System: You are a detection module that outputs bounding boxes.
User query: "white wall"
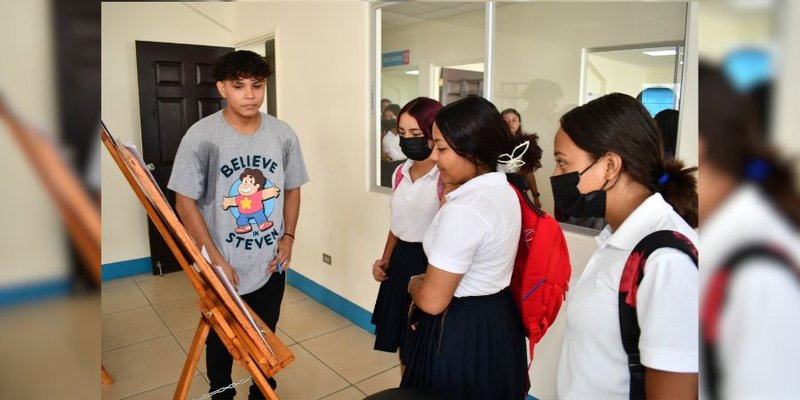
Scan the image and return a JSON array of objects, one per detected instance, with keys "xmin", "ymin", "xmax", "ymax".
[
  {"xmin": 381, "ymin": 71, "xmax": 418, "ymax": 109},
  {"xmin": 0, "ymin": 0, "xmax": 67, "ymax": 286},
  {"xmin": 587, "ymin": 57, "xmax": 674, "ymax": 99},
  {"xmin": 101, "ymin": 2, "xmax": 234, "ymax": 264},
  {"xmin": 530, "ymin": 229, "xmax": 595, "ymax": 398},
  {"xmin": 231, "ymin": 2, "xmax": 380, "ymax": 310},
  {"xmin": 382, "ymin": 8, "xmax": 485, "ymax": 102}
]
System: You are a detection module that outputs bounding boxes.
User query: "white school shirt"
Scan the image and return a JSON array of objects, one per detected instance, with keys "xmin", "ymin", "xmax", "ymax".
[
  {"xmin": 422, "ymin": 172, "xmax": 521, "ymax": 298},
  {"xmin": 390, "ymin": 160, "xmax": 441, "ymax": 243},
  {"xmin": 700, "ymin": 185, "xmax": 800, "ymax": 400},
  {"xmin": 557, "ymin": 193, "xmax": 698, "ymax": 400},
  {"xmin": 382, "ymin": 131, "xmax": 406, "ymax": 161}
]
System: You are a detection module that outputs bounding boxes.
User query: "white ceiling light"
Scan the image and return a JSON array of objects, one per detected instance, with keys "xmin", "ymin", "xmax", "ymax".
[
  {"xmin": 405, "ymin": 70, "xmax": 419, "ymax": 75},
  {"xmin": 643, "ymin": 49, "xmax": 677, "ymax": 57}
]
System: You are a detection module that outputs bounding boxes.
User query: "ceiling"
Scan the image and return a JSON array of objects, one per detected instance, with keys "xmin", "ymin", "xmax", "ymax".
[
  {"xmin": 590, "ymin": 46, "xmax": 682, "ymax": 68},
  {"xmin": 380, "ymin": 2, "xmax": 488, "ymax": 30}
]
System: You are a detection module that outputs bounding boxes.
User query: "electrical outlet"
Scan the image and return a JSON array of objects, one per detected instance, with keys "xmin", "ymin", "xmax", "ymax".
[{"xmin": 322, "ymin": 253, "xmax": 332, "ymax": 265}]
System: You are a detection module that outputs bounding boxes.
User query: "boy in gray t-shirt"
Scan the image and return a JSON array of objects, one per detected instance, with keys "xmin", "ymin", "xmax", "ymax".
[{"xmin": 168, "ymin": 50, "xmax": 308, "ymax": 400}]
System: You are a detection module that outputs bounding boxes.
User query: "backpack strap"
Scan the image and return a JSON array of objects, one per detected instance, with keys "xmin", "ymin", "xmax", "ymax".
[
  {"xmin": 392, "ymin": 164, "xmax": 404, "ymax": 192},
  {"xmin": 701, "ymin": 245, "xmax": 799, "ymax": 400},
  {"xmin": 396, "ymin": 163, "xmax": 445, "ymax": 200},
  {"xmin": 619, "ymin": 230, "xmax": 698, "ymax": 400}
]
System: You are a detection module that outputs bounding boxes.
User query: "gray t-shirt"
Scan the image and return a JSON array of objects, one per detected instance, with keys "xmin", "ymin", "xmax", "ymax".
[{"xmin": 168, "ymin": 111, "xmax": 309, "ymax": 294}]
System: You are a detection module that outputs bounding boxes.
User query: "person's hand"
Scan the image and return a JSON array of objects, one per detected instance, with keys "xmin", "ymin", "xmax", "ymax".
[
  {"xmin": 372, "ymin": 259, "xmax": 388, "ymax": 282},
  {"xmin": 268, "ymin": 235, "xmax": 294, "ymax": 273},
  {"xmin": 216, "ymin": 259, "xmax": 239, "ymax": 289}
]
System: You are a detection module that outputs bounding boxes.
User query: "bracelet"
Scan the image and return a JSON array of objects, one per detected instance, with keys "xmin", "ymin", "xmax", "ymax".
[
  {"xmin": 284, "ymin": 232, "xmax": 295, "ymax": 240},
  {"xmin": 407, "ymin": 274, "xmax": 423, "ymax": 293}
]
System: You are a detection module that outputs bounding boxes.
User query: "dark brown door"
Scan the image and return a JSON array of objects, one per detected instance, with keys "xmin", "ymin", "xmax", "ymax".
[
  {"xmin": 136, "ymin": 41, "xmax": 233, "ymax": 275},
  {"xmin": 440, "ymin": 68, "xmax": 484, "ymax": 105}
]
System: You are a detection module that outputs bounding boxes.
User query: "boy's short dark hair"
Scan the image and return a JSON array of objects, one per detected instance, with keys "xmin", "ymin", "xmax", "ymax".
[{"xmin": 212, "ymin": 50, "xmax": 270, "ymax": 82}]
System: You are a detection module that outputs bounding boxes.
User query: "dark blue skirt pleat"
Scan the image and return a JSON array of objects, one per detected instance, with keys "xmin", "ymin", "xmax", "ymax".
[
  {"xmin": 371, "ymin": 240, "xmax": 428, "ymax": 353},
  {"xmin": 400, "ymin": 288, "xmax": 528, "ymax": 399}
]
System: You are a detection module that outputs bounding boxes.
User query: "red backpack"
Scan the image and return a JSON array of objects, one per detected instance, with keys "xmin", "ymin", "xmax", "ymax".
[{"xmin": 508, "ymin": 184, "xmax": 572, "ymax": 369}]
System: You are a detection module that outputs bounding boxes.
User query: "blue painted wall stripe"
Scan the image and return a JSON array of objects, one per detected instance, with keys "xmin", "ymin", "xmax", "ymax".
[
  {"xmin": 287, "ymin": 269, "xmax": 376, "ymax": 334},
  {"xmin": 0, "ymin": 278, "xmax": 71, "ymax": 309},
  {"xmin": 102, "ymin": 257, "xmax": 152, "ymax": 281}
]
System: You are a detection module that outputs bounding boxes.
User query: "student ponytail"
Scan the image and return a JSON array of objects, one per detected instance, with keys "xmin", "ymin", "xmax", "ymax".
[
  {"xmin": 655, "ymin": 158, "xmax": 698, "ymax": 228},
  {"xmin": 560, "ymin": 93, "xmax": 699, "ymax": 227},
  {"xmin": 700, "ymin": 63, "xmax": 800, "ymax": 227}
]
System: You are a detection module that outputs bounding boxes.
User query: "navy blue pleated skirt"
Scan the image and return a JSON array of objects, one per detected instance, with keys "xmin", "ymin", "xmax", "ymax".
[
  {"xmin": 400, "ymin": 288, "xmax": 529, "ymax": 400},
  {"xmin": 371, "ymin": 240, "xmax": 428, "ymax": 353}
]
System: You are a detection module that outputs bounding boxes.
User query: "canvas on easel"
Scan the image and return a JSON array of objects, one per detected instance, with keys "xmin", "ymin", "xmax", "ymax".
[{"xmin": 101, "ymin": 121, "xmax": 294, "ymax": 400}]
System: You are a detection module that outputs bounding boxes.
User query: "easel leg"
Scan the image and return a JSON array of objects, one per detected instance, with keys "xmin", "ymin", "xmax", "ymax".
[
  {"xmin": 174, "ymin": 317, "xmax": 211, "ymax": 400},
  {"xmin": 243, "ymin": 357, "xmax": 279, "ymax": 400},
  {"xmin": 101, "ymin": 364, "xmax": 113, "ymax": 384}
]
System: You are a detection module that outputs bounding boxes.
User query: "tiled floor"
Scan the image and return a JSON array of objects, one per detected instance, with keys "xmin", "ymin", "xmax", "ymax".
[{"xmin": 101, "ymin": 272, "xmax": 400, "ymax": 400}]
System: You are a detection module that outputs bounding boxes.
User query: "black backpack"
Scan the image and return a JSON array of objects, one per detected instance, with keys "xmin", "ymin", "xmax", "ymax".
[
  {"xmin": 700, "ymin": 244, "xmax": 799, "ymax": 400},
  {"xmin": 618, "ymin": 230, "xmax": 698, "ymax": 400}
]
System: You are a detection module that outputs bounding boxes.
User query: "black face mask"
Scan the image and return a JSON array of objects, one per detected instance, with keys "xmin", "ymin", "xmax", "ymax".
[
  {"xmin": 399, "ymin": 136, "xmax": 432, "ymax": 161},
  {"xmin": 550, "ymin": 158, "xmax": 608, "ymax": 219},
  {"xmin": 381, "ymin": 119, "xmax": 397, "ymax": 132}
]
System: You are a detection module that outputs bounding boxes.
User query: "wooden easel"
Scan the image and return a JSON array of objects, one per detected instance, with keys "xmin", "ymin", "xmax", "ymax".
[
  {"xmin": 0, "ymin": 97, "xmax": 101, "ymax": 286},
  {"xmin": 0, "ymin": 99, "xmax": 111, "ymax": 382},
  {"xmin": 101, "ymin": 122, "xmax": 294, "ymax": 400}
]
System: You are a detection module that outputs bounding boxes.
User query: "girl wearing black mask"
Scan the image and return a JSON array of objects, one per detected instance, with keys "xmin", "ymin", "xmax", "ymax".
[
  {"xmin": 401, "ymin": 96, "xmax": 528, "ymax": 399},
  {"xmin": 553, "ymin": 93, "xmax": 699, "ymax": 399},
  {"xmin": 371, "ymin": 97, "xmax": 443, "ymax": 370}
]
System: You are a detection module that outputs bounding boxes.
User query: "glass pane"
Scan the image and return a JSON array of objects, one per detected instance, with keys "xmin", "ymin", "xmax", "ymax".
[
  {"xmin": 493, "ymin": 2, "xmax": 688, "ymax": 231},
  {"xmin": 376, "ymin": 2, "xmax": 485, "ymax": 188},
  {"xmin": 585, "ymin": 45, "xmax": 682, "ymax": 116}
]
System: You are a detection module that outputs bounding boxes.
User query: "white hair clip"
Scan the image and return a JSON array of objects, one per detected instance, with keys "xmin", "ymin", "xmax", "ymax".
[{"xmin": 497, "ymin": 141, "xmax": 529, "ymax": 173}]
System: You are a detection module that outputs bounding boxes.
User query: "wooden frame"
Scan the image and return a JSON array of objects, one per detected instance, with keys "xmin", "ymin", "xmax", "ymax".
[
  {"xmin": 0, "ymin": 98, "xmax": 101, "ymax": 286},
  {"xmin": 0, "ymin": 98, "xmax": 113, "ymax": 382},
  {"xmin": 100, "ymin": 122, "xmax": 294, "ymax": 400}
]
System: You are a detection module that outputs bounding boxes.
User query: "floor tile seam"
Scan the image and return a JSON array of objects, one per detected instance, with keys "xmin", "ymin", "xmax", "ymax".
[
  {"xmin": 315, "ymin": 384, "xmax": 368, "ymax": 400},
  {"xmin": 115, "ymin": 378, "xmax": 183, "ymax": 400},
  {"xmin": 133, "ymin": 276, "xmax": 198, "ymax": 307},
  {"xmin": 149, "ymin": 296, "xmax": 205, "ymax": 336},
  {"xmin": 112, "ymin": 369, "xmax": 206, "ymax": 400},
  {"xmin": 101, "ymin": 331, "xmax": 175, "ymax": 354},
  {"xmin": 292, "ymin": 322, "xmax": 354, "ymax": 344},
  {"xmin": 101, "ymin": 303, "xmax": 155, "ymax": 317},
  {"xmin": 294, "ymin": 340, "xmax": 356, "ymax": 389},
  {"xmin": 351, "ymin": 362, "xmax": 401, "ymax": 388},
  {"xmin": 281, "ymin": 295, "xmax": 308, "ymax": 305},
  {"xmin": 295, "ymin": 326, "xmax": 400, "ymax": 388},
  {"xmin": 169, "ymin": 333, "xmax": 208, "ymax": 381},
  {"xmin": 145, "ymin": 293, "xmax": 200, "ymax": 308}
]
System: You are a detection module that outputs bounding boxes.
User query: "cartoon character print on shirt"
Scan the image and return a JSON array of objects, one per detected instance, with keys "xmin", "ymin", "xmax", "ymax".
[{"xmin": 221, "ymin": 165, "xmax": 281, "ymax": 250}]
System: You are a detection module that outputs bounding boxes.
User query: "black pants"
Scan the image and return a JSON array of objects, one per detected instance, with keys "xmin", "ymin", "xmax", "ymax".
[{"xmin": 206, "ymin": 272, "xmax": 286, "ymax": 400}]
